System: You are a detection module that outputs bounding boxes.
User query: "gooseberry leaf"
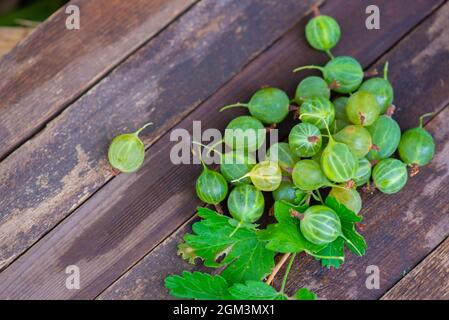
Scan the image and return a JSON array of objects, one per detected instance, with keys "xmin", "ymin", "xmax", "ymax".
[
  {"xmin": 177, "ymin": 242, "xmax": 199, "ymax": 265},
  {"xmin": 295, "ymin": 288, "xmax": 317, "ymax": 300},
  {"xmin": 165, "ymin": 271, "xmax": 232, "ymax": 300},
  {"xmin": 325, "ymin": 196, "xmax": 362, "ymax": 222},
  {"xmin": 316, "ymin": 237, "xmax": 345, "ymax": 269},
  {"xmin": 258, "ymin": 201, "xmax": 325, "ymax": 254},
  {"xmin": 228, "ymin": 281, "xmax": 287, "ymax": 300},
  {"xmin": 182, "ymin": 207, "xmax": 275, "ymax": 284}
]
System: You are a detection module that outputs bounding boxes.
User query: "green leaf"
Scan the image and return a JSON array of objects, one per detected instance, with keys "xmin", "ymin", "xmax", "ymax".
[
  {"xmin": 165, "ymin": 271, "xmax": 231, "ymax": 300},
  {"xmin": 183, "ymin": 207, "xmax": 275, "ymax": 284},
  {"xmin": 325, "ymin": 196, "xmax": 363, "ymax": 223},
  {"xmin": 258, "ymin": 201, "xmax": 325, "ymax": 253},
  {"xmin": 295, "ymin": 288, "xmax": 317, "ymax": 300},
  {"xmin": 229, "ymin": 281, "xmax": 287, "ymax": 300},
  {"xmin": 316, "ymin": 237, "xmax": 345, "ymax": 268}
]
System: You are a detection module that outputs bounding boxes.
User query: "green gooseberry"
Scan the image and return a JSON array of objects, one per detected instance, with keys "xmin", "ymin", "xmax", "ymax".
[
  {"xmin": 220, "ymin": 151, "xmax": 256, "ymax": 185},
  {"xmin": 294, "ymin": 56, "xmax": 364, "ymax": 94},
  {"xmin": 372, "ymin": 158, "xmax": 408, "ymax": 194},
  {"xmin": 299, "ymin": 97, "xmax": 335, "ymax": 130},
  {"xmin": 359, "ymin": 62, "xmax": 394, "ymax": 114},
  {"xmin": 108, "ymin": 123, "xmax": 152, "ymax": 173},
  {"xmin": 328, "ymin": 187, "xmax": 362, "ymax": 214},
  {"xmin": 266, "ymin": 142, "xmax": 300, "ymax": 174},
  {"xmin": 272, "ymin": 181, "xmax": 306, "ymax": 205},
  {"xmin": 398, "ymin": 113, "xmax": 435, "ymax": 167},
  {"xmin": 234, "ymin": 160, "xmax": 282, "ymax": 192},
  {"xmin": 321, "ymin": 135, "xmax": 359, "ymax": 183},
  {"xmin": 334, "ymin": 125, "xmax": 373, "ymax": 158},
  {"xmin": 305, "ymin": 15, "xmax": 341, "ymax": 52},
  {"xmin": 346, "ymin": 91, "xmax": 380, "ymax": 126},
  {"xmin": 195, "ymin": 166, "xmax": 229, "ymax": 205},
  {"xmin": 333, "ymin": 97, "xmax": 350, "ymax": 122},
  {"xmin": 366, "ymin": 115, "xmax": 401, "ymax": 161},
  {"xmin": 299, "ymin": 205, "xmax": 342, "ymax": 245},
  {"xmin": 228, "ymin": 184, "xmax": 265, "ymax": 223},
  {"xmin": 224, "ymin": 116, "xmax": 266, "ymax": 152},
  {"xmin": 220, "ymin": 87, "xmax": 290, "ymax": 124},
  {"xmin": 295, "ymin": 76, "xmax": 330, "ymax": 105},
  {"xmin": 288, "ymin": 122, "xmax": 322, "ymax": 158},
  {"xmin": 292, "ymin": 159, "xmax": 331, "ymax": 191},
  {"xmin": 353, "ymin": 158, "xmax": 372, "ymax": 187}
]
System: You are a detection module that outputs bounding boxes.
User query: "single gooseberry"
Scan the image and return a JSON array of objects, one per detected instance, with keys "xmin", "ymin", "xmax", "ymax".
[
  {"xmin": 346, "ymin": 91, "xmax": 380, "ymax": 126},
  {"xmin": 108, "ymin": 123, "xmax": 152, "ymax": 173},
  {"xmin": 366, "ymin": 115, "xmax": 401, "ymax": 161},
  {"xmin": 292, "ymin": 159, "xmax": 331, "ymax": 191},
  {"xmin": 372, "ymin": 158, "xmax": 408, "ymax": 194},
  {"xmin": 300, "ymin": 97, "xmax": 335, "ymax": 130},
  {"xmin": 333, "ymin": 125, "xmax": 373, "ymax": 158},
  {"xmin": 224, "ymin": 115, "xmax": 266, "ymax": 152},
  {"xmin": 220, "ymin": 87, "xmax": 290, "ymax": 124},
  {"xmin": 220, "ymin": 151, "xmax": 256, "ymax": 185},
  {"xmin": 195, "ymin": 163, "xmax": 229, "ymax": 205},
  {"xmin": 305, "ymin": 15, "xmax": 341, "ymax": 52},
  {"xmin": 398, "ymin": 113, "xmax": 435, "ymax": 168},
  {"xmin": 299, "ymin": 205, "xmax": 342, "ymax": 245},
  {"xmin": 353, "ymin": 158, "xmax": 372, "ymax": 187},
  {"xmin": 233, "ymin": 160, "xmax": 282, "ymax": 192},
  {"xmin": 321, "ymin": 137, "xmax": 359, "ymax": 183},
  {"xmin": 272, "ymin": 180, "xmax": 306, "ymax": 205},
  {"xmin": 266, "ymin": 142, "xmax": 300, "ymax": 174},
  {"xmin": 295, "ymin": 76, "xmax": 330, "ymax": 105},
  {"xmin": 228, "ymin": 184, "xmax": 265, "ymax": 223},
  {"xmin": 359, "ymin": 62, "xmax": 394, "ymax": 114},
  {"xmin": 328, "ymin": 187, "xmax": 362, "ymax": 214},
  {"xmin": 294, "ymin": 56, "xmax": 364, "ymax": 94},
  {"xmin": 288, "ymin": 122, "xmax": 322, "ymax": 158}
]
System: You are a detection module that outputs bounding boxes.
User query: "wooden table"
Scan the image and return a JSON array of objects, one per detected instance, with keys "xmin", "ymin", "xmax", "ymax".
[{"xmin": 0, "ymin": 0, "xmax": 448, "ymax": 300}]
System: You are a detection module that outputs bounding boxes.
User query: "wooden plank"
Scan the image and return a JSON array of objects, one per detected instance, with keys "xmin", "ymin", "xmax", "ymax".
[
  {"xmin": 0, "ymin": 0, "xmax": 197, "ymax": 160},
  {"xmin": 381, "ymin": 237, "xmax": 449, "ymax": 300},
  {"xmin": 0, "ymin": 0, "xmax": 319, "ymax": 274},
  {"xmin": 0, "ymin": 0, "xmax": 442, "ymax": 300},
  {"xmin": 0, "ymin": 27, "xmax": 33, "ymax": 57}
]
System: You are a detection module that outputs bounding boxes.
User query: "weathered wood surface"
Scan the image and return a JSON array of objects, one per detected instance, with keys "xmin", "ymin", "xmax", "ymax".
[
  {"xmin": 0, "ymin": 0, "xmax": 319, "ymax": 279},
  {"xmin": 0, "ymin": 27, "xmax": 33, "ymax": 57},
  {"xmin": 0, "ymin": 0, "xmax": 443, "ymax": 300},
  {"xmin": 100, "ymin": 1, "xmax": 449, "ymax": 300},
  {"xmin": 0, "ymin": 0, "xmax": 197, "ymax": 161},
  {"xmin": 382, "ymin": 237, "xmax": 449, "ymax": 300}
]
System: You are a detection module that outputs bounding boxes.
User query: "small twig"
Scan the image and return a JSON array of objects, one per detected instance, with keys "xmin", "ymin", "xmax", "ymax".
[
  {"xmin": 214, "ymin": 204, "xmax": 224, "ymax": 214},
  {"xmin": 266, "ymin": 253, "xmax": 291, "ymax": 285}
]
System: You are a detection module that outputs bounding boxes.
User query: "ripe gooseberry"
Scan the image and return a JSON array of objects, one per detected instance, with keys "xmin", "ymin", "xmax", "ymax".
[
  {"xmin": 224, "ymin": 115, "xmax": 266, "ymax": 152},
  {"xmin": 295, "ymin": 76, "xmax": 330, "ymax": 105},
  {"xmin": 288, "ymin": 122, "xmax": 322, "ymax": 158},
  {"xmin": 346, "ymin": 91, "xmax": 380, "ymax": 126},
  {"xmin": 233, "ymin": 160, "xmax": 282, "ymax": 192},
  {"xmin": 195, "ymin": 159, "xmax": 229, "ymax": 205},
  {"xmin": 398, "ymin": 113, "xmax": 435, "ymax": 168},
  {"xmin": 359, "ymin": 62, "xmax": 394, "ymax": 114},
  {"xmin": 328, "ymin": 187, "xmax": 362, "ymax": 214},
  {"xmin": 108, "ymin": 123, "xmax": 152, "ymax": 173},
  {"xmin": 292, "ymin": 159, "xmax": 331, "ymax": 191},
  {"xmin": 372, "ymin": 158, "xmax": 408, "ymax": 194},
  {"xmin": 305, "ymin": 15, "xmax": 341, "ymax": 53},
  {"xmin": 333, "ymin": 125, "xmax": 373, "ymax": 158},
  {"xmin": 294, "ymin": 56, "xmax": 364, "ymax": 94},
  {"xmin": 220, "ymin": 87, "xmax": 290, "ymax": 124},
  {"xmin": 228, "ymin": 184, "xmax": 265, "ymax": 224},
  {"xmin": 272, "ymin": 180, "xmax": 306, "ymax": 205},
  {"xmin": 266, "ymin": 142, "xmax": 299, "ymax": 174},
  {"xmin": 299, "ymin": 205, "xmax": 341, "ymax": 245},
  {"xmin": 366, "ymin": 115, "xmax": 401, "ymax": 162},
  {"xmin": 353, "ymin": 158, "xmax": 372, "ymax": 187},
  {"xmin": 300, "ymin": 97, "xmax": 335, "ymax": 130}
]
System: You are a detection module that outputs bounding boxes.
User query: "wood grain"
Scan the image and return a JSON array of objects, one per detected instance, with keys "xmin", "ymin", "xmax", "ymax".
[
  {"xmin": 0, "ymin": 0, "xmax": 442, "ymax": 300},
  {"xmin": 0, "ymin": 27, "xmax": 33, "ymax": 57},
  {"xmin": 382, "ymin": 237, "xmax": 449, "ymax": 300},
  {"xmin": 0, "ymin": 0, "xmax": 319, "ymax": 275},
  {"xmin": 0, "ymin": 0, "xmax": 197, "ymax": 160}
]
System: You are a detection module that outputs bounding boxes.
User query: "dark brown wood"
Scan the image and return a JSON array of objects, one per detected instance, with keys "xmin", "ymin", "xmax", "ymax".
[
  {"xmin": 0, "ymin": 0, "xmax": 319, "ymax": 274},
  {"xmin": 0, "ymin": 0, "xmax": 197, "ymax": 161},
  {"xmin": 381, "ymin": 237, "xmax": 449, "ymax": 300},
  {"xmin": 0, "ymin": 0, "xmax": 443, "ymax": 300}
]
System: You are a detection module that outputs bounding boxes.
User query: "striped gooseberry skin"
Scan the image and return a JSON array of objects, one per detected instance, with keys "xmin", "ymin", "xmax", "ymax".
[
  {"xmin": 248, "ymin": 160, "xmax": 282, "ymax": 192},
  {"xmin": 334, "ymin": 125, "xmax": 372, "ymax": 158},
  {"xmin": 295, "ymin": 76, "xmax": 330, "ymax": 105},
  {"xmin": 289, "ymin": 122, "xmax": 322, "ymax": 158},
  {"xmin": 333, "ymin": 97, "xmax": 350, "ymax": 122},
  {"xmin": 360, "ymin": 77, "xmax": 394, "ymax": 114},
  {"xmin": 195, "ymin": 169, "xmax": 228, "ymax": 205},
  {"xmin": 353, "ymin": 158, "xmax": 372, "ymax": 187},
  {"xmin": 228, "ymin": 184, "xmax": 265, "ymax": 223},
  {"xmin": 346, "ymin": 91, "xmax": 380, "ymax": 126},
  {"xmin": 108, "ymin": 133, "xmax": 145, "ymax": 173},
  {"xmin": 272, "ymin": 181, "xmax": 306, "ymax": 205},
  {"xmin": 266, "ymin": 142, "xmax": 300, "ymax": 174},
  {"xmin": 248, "ymin": 87, "xmax": 290, "ymax": 124},
  {"xmin": 398, "ymin": 127, "xmax": 435, "ymax": 166},
  {"xmin": 372, "ymin": 158, "xmax": 408, "ymax": 194},
  {"xmin": 323, "ymin": 56, "xmax": 364, "ymax": 94},
  {"xmin": 300, "ymin": 205, "xmax": 342, "ymax": 245},
  {"xmin": 292, "ymin": 159, "xmax": 330, "ymax": 191},
  {"xmin": 329, "ymin": 187, "xmax": 362, "ymax": 214},
  {"xmin": 220, "ymin": 151, "xmax": 256, "ymax": 185},
  {"xmin": 305, "ymin": 15, "xmax": 341, "ymax": 51},
  {"xmin": 224, "ymin": 116, "xmax": 266, "ymax": 152},
  {"xmin": 366, "ymin": 115, "xmax": 401, "ymax": 161},
  {"xmin": 321, "ymin": 139, "xmax": 358, "ymax": 183},
  {"xmin": 300, "ymin": 97, "xmax": 335, "ymax": 130}
]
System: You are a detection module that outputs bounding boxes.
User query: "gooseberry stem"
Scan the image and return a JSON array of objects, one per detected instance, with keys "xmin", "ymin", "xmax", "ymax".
[
  {"xmin": 229, "ymin": 221, "xmax": 242, "ymax": 237},
  {"xmin": 305, "ymin": 250, "xmax": 345, "ymax": 261},
  {"xmin": 219, "ymin": 103, "xmax": 249, "ymax": 112},
  {"xmin": 266, "ymin": 253, "xmax": 290, "ymax": 285},
  {"xmin": 419, "ymin": 112, "xmax": 436, "ymax": 128},
  {"xmin": 293, "ymin": 65, "xmax": 324, "ymax": 73},
  {"xmin": 299, "ymin": 112, "xmax": 333, "ymax": 142},
  {"xmin": 326, "ymin": 50, "xmax": 335, "ymax": 60},
  {"xmin": 191, "ymin": 141, "xmax": 224, "ymax": 158},
  {"xmin": 134, "ymin": 122, "xmax": 153, "ymax": 137},
  {"xmin": 383, "ymin": 61, "xmax": 389, "ymax": 80},
  {"xmin": 280, "ymin": 253, "xmax": 296, "ymax": 294},
  {"xmin": 340, "ymin": 234, "xmax": 363, "ymax": 256},
  {"xmin": 315, "ymin": 189, "xmax": 324, "ymax": 203}
]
